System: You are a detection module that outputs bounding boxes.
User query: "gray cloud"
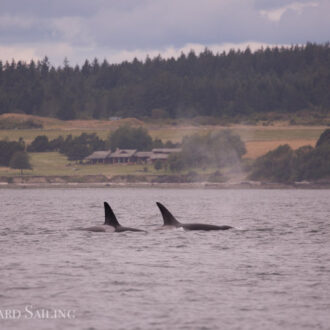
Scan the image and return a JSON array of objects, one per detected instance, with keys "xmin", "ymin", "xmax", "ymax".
[
  {"xmin": 1, "ymin": 0, "xmax": 150, "ymax": 18},
  {"xmin": 1, "ymin": 0, "xmax": 99, "ymax": 18},
  {"xmin": 0, "ymin": 0, "xmax": 329, "ymax": 65},
  {"xmin": 254, "ymin": 0, "xmax": 316, "ymax": 10}
]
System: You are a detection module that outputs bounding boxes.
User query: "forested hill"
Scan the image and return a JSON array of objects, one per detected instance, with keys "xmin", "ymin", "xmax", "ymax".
[{"xmin": 0, "ymin": 43, "xmax": 329, "ymax": 120}]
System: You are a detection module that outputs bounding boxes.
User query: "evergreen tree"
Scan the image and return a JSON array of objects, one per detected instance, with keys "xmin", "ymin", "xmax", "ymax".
[{"xmin": 0, "ymin": 43, "xmax": 329, "ymax": 120}]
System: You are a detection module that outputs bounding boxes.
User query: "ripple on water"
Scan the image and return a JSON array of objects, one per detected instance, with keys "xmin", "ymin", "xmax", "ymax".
[{"xmin": 0, "ymin": 188, "xmax": 330, "ymax": 330}]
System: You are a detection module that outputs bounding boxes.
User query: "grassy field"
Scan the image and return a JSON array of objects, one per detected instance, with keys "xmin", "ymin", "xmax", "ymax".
[
  {"xmin": 0, "ymin": 152, "xmax": 169, "ymax": 177},
  {"xmin": 0, "ymin": 113, "xmax": 328, "ymax": 177},
  {"xmin": 0, "ymin": 152, "xmax": 233, "ymax": 178},
  {"xmin": 0, "ymin": 120, "xmax": 325, "ymax": 144},
  {"xmin": 149, "ymin": 125, "xmax": 326, "ymax": 143}
]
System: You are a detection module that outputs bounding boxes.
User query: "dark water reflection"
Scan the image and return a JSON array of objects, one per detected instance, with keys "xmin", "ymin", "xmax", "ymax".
[{"xmin": 0, "ymin": 188, "xmax": 330, "ymax": 329}]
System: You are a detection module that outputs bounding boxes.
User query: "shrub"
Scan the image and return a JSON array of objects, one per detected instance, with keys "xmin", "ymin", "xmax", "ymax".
[
  {"xmin": 27, "ymin": 135, "xmax": 50, "ymax": 152},
  {"xmin": 0, "ymin": 139, "xmax": 25, "ymax": 166},
  {"xmin": 249, "ymin": 129, "xmax": 330, "ymax": 182},
  {"xmin": 249, "ymin": 145, "xmax": 294, "ymax": 183},
  {"xmin": 60, "ymin": 133, "xmax": 105, "ymax": 161},
  {"xmin": 316, "ymin": 129, "xmax": 330, "ymax": 148},
  {"xmin": 108, "ymin": 126, "xmax": 153, "ymax": 151},
  {"xmin": 9, "ymin": 151, "xmax": 32, "ymax": 175}
]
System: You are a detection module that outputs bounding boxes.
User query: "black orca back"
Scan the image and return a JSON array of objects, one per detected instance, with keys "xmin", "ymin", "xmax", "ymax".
[
  {"xmin": 104, "ymin": 202, "xmax": 120, "ymax": 227},
  {"xmin": 183, "ymin": 223, "xmax": 232, "ymax": 231},
  {"xmin": 156, "ymin": 202, "xmax": 181, "ymax": 227},
  {"xmin": 156, "ymin": 202, "xmax": 233, "ymax": 231}
]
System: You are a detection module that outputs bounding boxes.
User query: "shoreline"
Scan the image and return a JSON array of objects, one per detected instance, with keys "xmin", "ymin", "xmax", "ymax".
[
  {"xmin": 1, "ymin": 181, "xmax": 330, "ymax": 189},
  {"xmin": 1, "ymin": 174, "xmax": 329, "ymax": 189}
]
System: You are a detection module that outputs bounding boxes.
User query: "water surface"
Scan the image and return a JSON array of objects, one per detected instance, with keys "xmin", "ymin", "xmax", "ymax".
[{"xmin": 1, "ymin": 188, "xmax": 330, "ymax": 329}]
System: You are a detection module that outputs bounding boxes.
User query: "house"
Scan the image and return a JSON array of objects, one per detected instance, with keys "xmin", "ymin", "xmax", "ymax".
[
  {"xmin": 84, "ymin": 151, "xmax": 111, "ymax": 164},
  {"xmin": 108, "ymin": 149, "xmax": 137, "ymax": 164},
  {"xmin": 152, "ymin": 148, "xmax": 182, "ymax": 154},
  {"xmin": 85, "ymin": 147, "xmax": 182, "ymax": 165},
  {"xmin": 135, "ymin": 151, "xmax": 154, "ymax": 164},
  {"xmin": 150, "ymin": 153, "xmax": 169, "ymax": 162},
  {"xmin": 150, "ymin": 148, "xmax": 182, "ymax": 163}
]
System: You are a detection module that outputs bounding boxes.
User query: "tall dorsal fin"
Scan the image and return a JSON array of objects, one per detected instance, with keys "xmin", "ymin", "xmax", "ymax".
[
  {"xmin": 104, "ymin": 202, "xmax": 121, "ymax": 227},
  {"xmin": 156, "ymin": 202, "xmax": 181, "ymax": 227}
]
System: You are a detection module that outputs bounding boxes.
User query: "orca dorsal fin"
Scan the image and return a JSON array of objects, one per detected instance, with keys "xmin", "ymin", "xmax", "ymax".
[
  {"xmin": 104, "ymin": 202, "xmax": 121, "ymax": 227},
  {"xmin": 156, "ymin": 202, "xmax": 181, "ymax": 227}
]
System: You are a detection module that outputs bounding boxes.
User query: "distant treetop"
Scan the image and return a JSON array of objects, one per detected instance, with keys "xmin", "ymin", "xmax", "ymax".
[{"xmin": 0, "ymin": 43, "xmax": 329, "ymax": 120}]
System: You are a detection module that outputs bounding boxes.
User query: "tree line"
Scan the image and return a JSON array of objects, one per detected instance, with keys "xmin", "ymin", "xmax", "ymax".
[
  {"xmin": 249, "ymin": 129, "xmax": 330, "ymax": 183},
  {"xmin": 0, "ymin": 43, "xmax": 329, "ymax": 120},
  {"xmin": 26, "ymin": 126, "xmax": 178, "ymax": 161}
]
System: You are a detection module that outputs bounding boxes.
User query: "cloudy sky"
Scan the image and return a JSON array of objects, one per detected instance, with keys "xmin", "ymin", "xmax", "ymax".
[{"xmin": 0, "ymin": 0, "xmax": 329, "ymax": 66}]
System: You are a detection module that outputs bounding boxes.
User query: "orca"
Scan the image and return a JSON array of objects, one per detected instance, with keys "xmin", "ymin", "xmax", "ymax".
[
  {"xmin": 84, "ymin": 202, "xmax": 146, "ymax": 233},
  {"xmin": 156, "ymin": 202, "xmax": 232, "ymax": 231}
]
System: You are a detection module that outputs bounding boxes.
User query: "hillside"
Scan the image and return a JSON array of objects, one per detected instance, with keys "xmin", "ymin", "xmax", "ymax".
[
  {"xmin": 1, "ymin": 114, "xmax": 329, "ymax": 185},
  {"xmin": 0, "ymin": 113, "xmax": 327, "ymax": 160},
  {"xmin": 0, "ymin": 43, "xmax": 329, "ymax": 120}
]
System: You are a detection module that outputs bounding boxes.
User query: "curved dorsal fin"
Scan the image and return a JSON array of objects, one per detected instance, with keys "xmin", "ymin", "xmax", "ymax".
[
  {"xmin": 156, "ymin": 202, "xmax": 181, "ymax": 227},
  {"xmin": 104, "ymin": 202, "xmax": 121, "ymax": 227}
]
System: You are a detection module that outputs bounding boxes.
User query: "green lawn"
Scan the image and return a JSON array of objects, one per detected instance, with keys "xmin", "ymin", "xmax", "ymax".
[
  {"xmin": 0, "ymin": 152, "xmax": 172, "ymax": 177},
  {"xmin": 0, "ymin": 152, "xmax": 228, "ymax": 178}
]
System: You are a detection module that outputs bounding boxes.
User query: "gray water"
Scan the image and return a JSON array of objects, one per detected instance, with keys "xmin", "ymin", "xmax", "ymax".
[{"xmin": 0, "ymin": 188, "xmax": 330, "ymax": 330}]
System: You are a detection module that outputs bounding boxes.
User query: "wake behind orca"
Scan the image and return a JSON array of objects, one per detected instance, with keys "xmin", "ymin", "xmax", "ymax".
[
  {"xmin": 84, "ymin": 202, "xmax": 145, "ymax": 233},
  {"xmin": 156, "ymin": 202, "xmax": 232, "ymax": 231}
]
